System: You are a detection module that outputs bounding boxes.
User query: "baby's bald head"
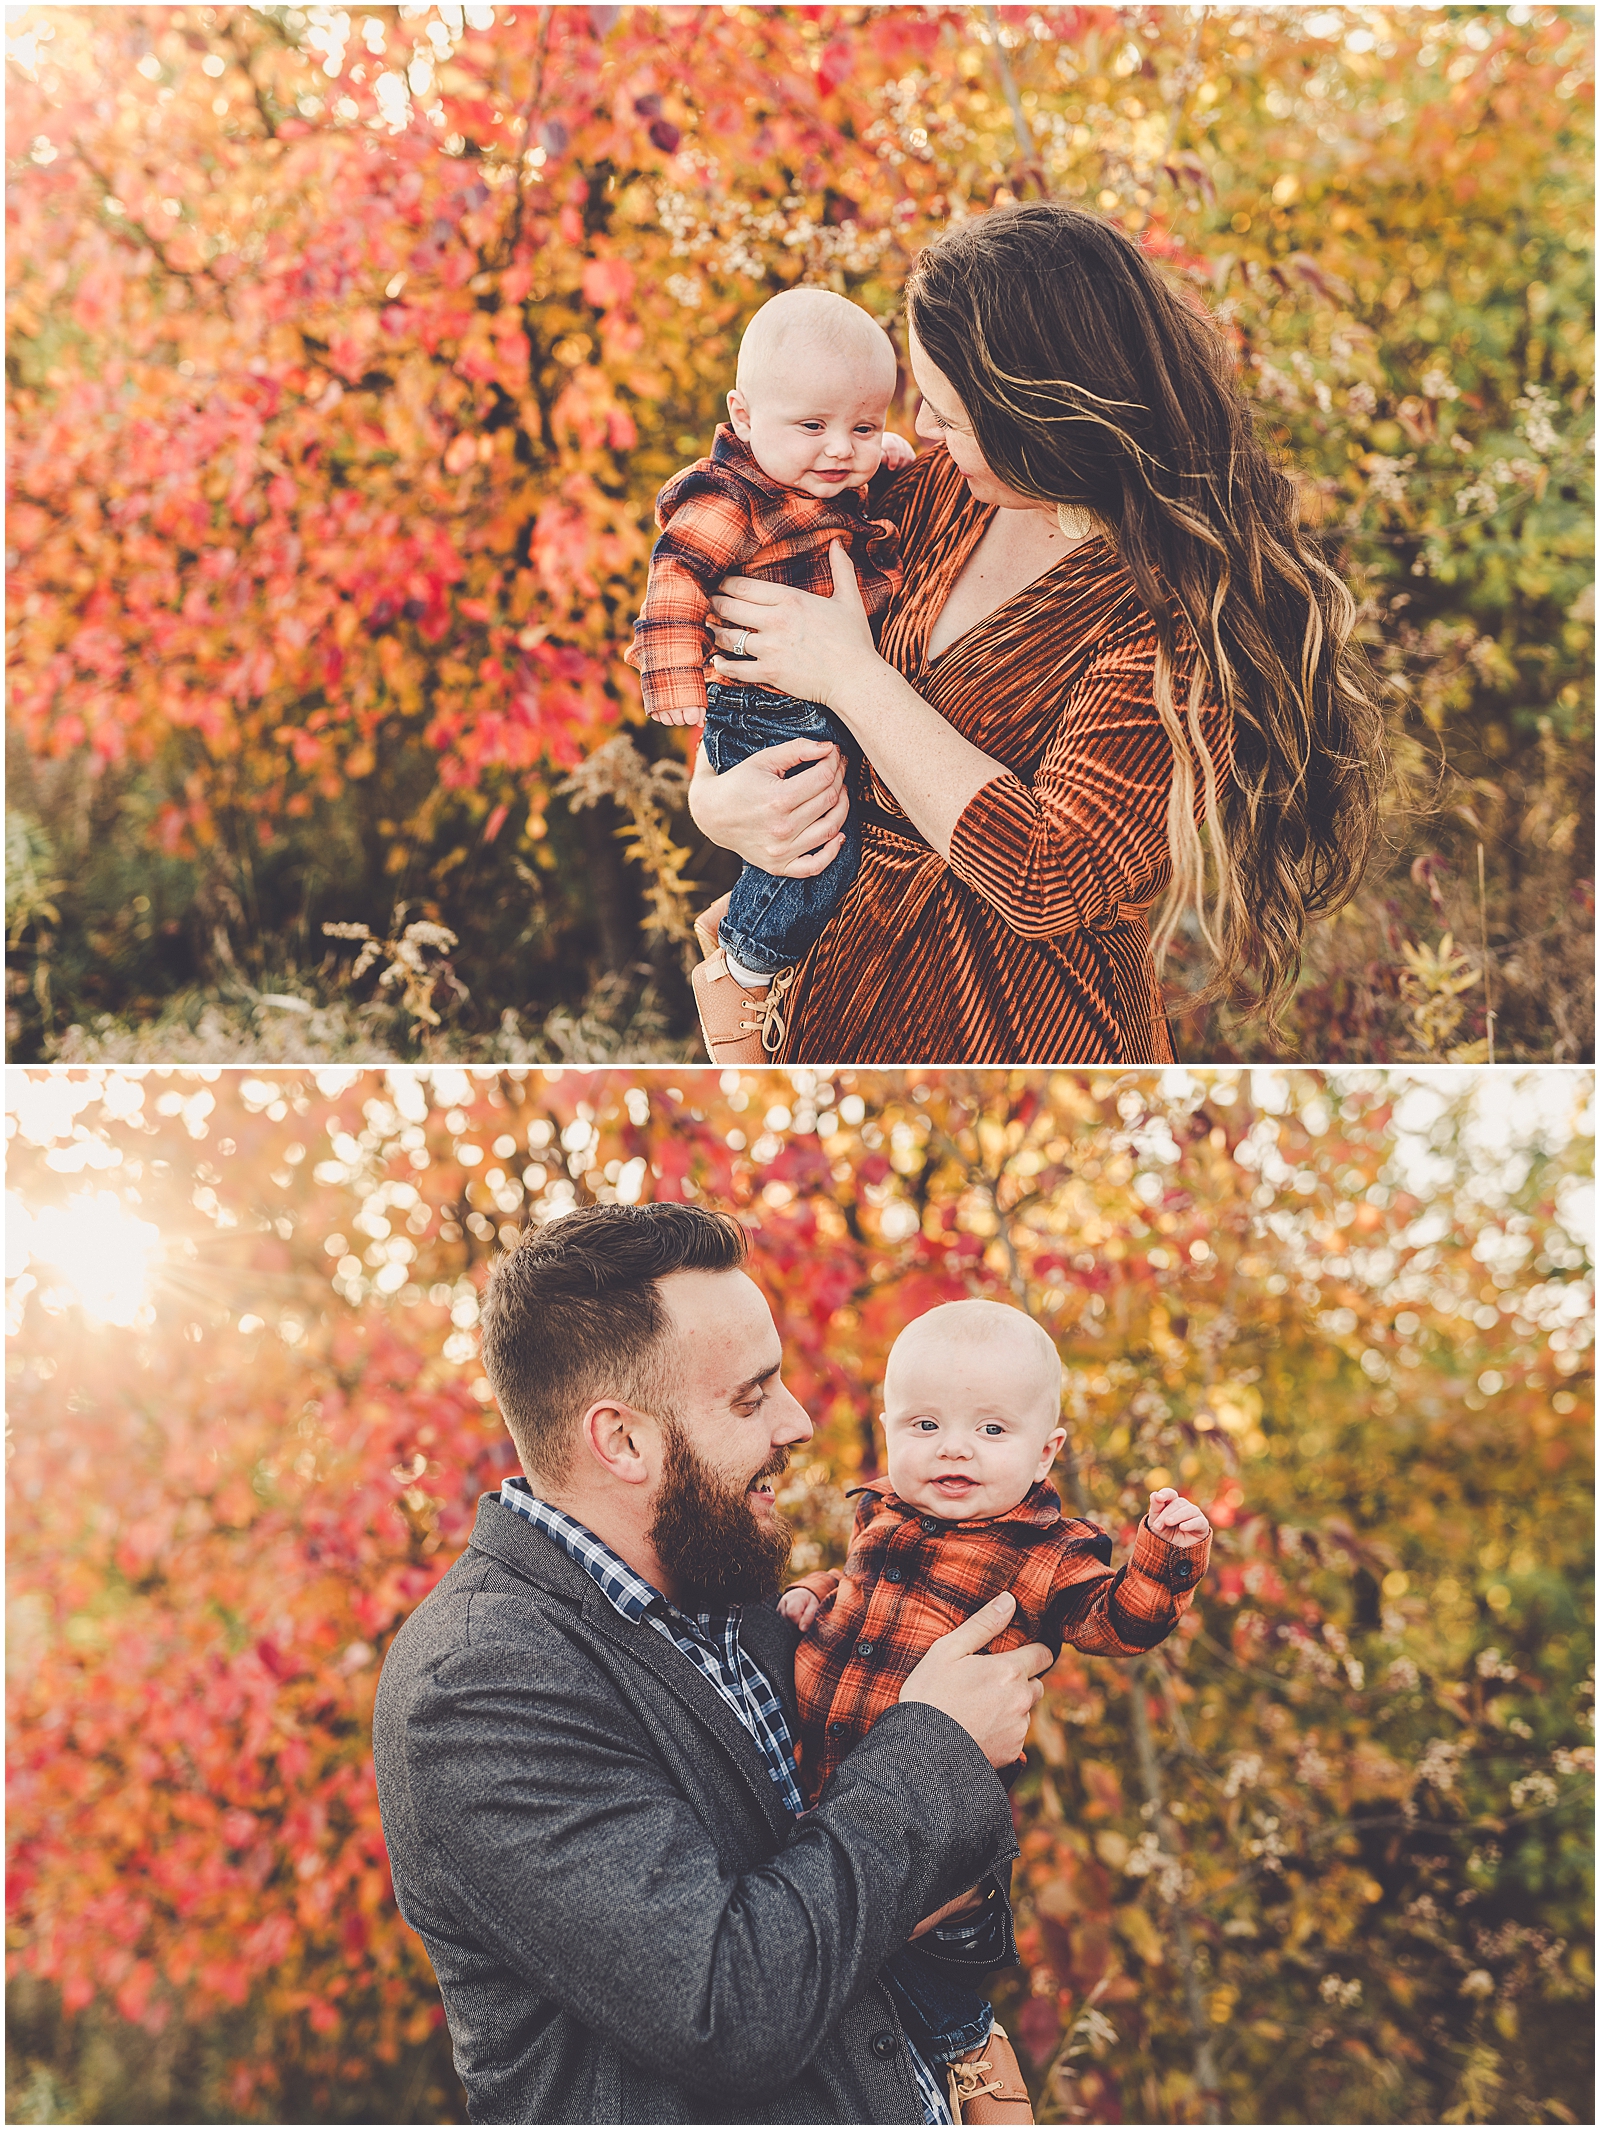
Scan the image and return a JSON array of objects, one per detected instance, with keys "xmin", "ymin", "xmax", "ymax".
[
  {"xmin": 884, "ymin": 1300, "xmax": 1063, "ymax": 1435},
  {"xmin": 735, "ymin": 287, "xmax": 897, "ymax": 401}
]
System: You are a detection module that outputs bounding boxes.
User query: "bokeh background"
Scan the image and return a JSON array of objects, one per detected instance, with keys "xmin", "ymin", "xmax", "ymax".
[
  {"xmin": 5, "ymin": 4, "xmax": 1594, "ymax": 1065},
  {"xmin": 6, "ymin": 1062, "xmax": 1594, "ymax": 2124}
]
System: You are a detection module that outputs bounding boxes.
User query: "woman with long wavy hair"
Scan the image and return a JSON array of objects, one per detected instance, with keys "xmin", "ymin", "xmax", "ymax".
[{"xmin": 687, "ymin": 202, "xmax": 1384, "ymax": 1063}]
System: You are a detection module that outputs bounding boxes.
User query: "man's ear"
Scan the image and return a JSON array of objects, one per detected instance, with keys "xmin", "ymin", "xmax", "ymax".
[
  {"xmin": 726, "ymin": 386, "xmax": 752, "ymax": 440},
  {"xmin": 580, "ymin": 1399, "xmax": 659, "ymax": 1487}
]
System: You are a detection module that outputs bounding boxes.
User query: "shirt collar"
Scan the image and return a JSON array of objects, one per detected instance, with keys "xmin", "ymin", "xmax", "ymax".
[
  {"xmin": 499, "ymin": 1478, "xmax": 739, "ymax": 1633},
  {"xmin": 848, "ymin": 1473, "xmax": 1065, "ymax": 1532},
  {"xmin": 708, "ymin": 421, "xmax": 871, "ymax": 510}
]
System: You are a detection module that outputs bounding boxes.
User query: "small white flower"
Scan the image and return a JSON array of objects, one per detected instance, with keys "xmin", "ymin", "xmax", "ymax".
[
  {"xmin": 1223, "ymin": 1752, "xmax": 1263, "ymax": 1799},
  {"xmin": 1365, "ymin": 453, "xmax": 1416, "ymax": 506},
  {"xmin": 1510, "ymin": 1771, "xmax": 1560, "ymax": 1810},
  {"xmin": 1513, "ymin": 382, "xmax": 1561, "ymax": 457},
  {"xmin": 1416, "ymin": 1737, "xmax": 1461, "ymax": 1791}
]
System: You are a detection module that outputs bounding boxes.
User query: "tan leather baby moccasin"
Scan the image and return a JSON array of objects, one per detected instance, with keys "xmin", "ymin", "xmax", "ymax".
[
  {"xmin": 693, "ymin": 892, "xmax": 731, "ymax": 964},
  {"xmin": 690, "ymin": 953, "xmax": 795, "ymax": 1065},
  {"xmin": 947, "ymin": 2024, "xmax": 1033, "ymax": 2126}
]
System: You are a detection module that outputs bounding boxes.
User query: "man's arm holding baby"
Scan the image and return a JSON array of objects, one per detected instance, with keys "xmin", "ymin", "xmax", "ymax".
[
  {"xmin": 1042, "ymin": 1487, "xmax": 1212, "ymax": 1656},
  {"xmin": 381, "ymin": 1595, "xmax": 1041, "ymax": 2098}
]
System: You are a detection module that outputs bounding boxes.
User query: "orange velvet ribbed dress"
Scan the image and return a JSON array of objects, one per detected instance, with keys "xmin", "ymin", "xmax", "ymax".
[{"xmin": 772, "ymin": 447, "xmax": 1233, "ymax": 1066}]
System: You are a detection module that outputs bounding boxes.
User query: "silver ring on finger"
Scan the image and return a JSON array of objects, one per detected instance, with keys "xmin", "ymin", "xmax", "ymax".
[{"xmin": 733, "ymin": 629, "xmax": 749, "ymax": 658}]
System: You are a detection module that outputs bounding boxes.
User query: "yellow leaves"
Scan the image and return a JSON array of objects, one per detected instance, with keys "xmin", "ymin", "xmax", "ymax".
[
  {"xmin": 1211, "ymin": 1382, "xmax": 1264, "ymax": 1437},
  {"xmin": 1207, "ymin": 1981, "xmax": 1239, "ymax": 2024},
  {"xmin": 1441, "ymin": 2040, "xmax": 1504, "ymax": 2124},
  {"xmin": 1399, "ymin": 932, "xmax": 1486, "ymax": 1059},
  {"xmin": 1115, "ymin": 1901, "xmax": 1164, "ymax": 1965},
  {"xmin": 558, "ymin": 734, "xmax": 698, "ymax": 957}
]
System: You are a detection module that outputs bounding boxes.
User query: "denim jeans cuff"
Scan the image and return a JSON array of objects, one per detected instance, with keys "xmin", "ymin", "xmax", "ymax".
[{"xmin": 928, "ymin": 2003, "xmax": 995, "ymax": 2065}]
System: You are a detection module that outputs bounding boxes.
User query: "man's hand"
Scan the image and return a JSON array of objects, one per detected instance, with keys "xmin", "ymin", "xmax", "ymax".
[
  {"xmin": 898, "ymin": 1591, "xmax": 1051, "ymax": 1769},
  {"xmin": 1147, "ymin": 1488, "xmax": 1211, "ymax": 1548},
  {"xmin": 878, "ymin": 430, "xmax": 917, "ymax": 471},
  {"xmin": 776, "ymin": 1586, "xmax": 822, "ymax": 1631}
]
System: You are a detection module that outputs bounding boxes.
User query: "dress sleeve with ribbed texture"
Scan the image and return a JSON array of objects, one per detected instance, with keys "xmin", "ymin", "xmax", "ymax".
[{"xmin": 944, "ymin": 626, "xmax": 1225, "ymax": 940}]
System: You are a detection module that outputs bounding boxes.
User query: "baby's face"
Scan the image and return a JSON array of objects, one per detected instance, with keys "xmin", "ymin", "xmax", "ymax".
[
  {"xmin": 727, "ymin": 344, "xmax": 890, "ymax": 499},
  {"xmin": 881, "ymin": 1327, "xmax": 1067, "ymax": 1522}
]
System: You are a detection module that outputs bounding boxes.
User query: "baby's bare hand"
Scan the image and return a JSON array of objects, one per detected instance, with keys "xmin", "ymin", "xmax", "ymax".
[
  {"xmin": 1148, "ymin": 1487, "xmax": 1211, "ymax": 1549},
  {"xmin": 776, "ymin": 1587, "xmax": 821, "ymax": 1631},
  {"xmin": 879, "ymin": 430, "xmax": 917, "ymax": 470}
]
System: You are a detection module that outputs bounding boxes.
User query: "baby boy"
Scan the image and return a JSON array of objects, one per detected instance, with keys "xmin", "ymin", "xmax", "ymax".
[
  {"xmin": 625, "ymin": 287, "xmax": 912, "ymax": 1066},
  {"xmin": 778, "ymin": 1300, "xmax": 1212, "ymax": 2124}
]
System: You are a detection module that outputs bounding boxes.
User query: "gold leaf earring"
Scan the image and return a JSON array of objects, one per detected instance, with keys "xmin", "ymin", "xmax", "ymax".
[{"xmin": 1056, "ymin": 503, "xmax": 1099, "ymax": 543}]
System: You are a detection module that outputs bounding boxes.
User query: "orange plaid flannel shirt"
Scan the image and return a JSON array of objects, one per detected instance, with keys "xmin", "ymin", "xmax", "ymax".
[
  {"xmin": 789, "ymin": 1477, "xmax": 1210, "ymax": 1804},
  {"xmin": 624, "ymin": 425, "xmax": 903, "ymax": 723}
]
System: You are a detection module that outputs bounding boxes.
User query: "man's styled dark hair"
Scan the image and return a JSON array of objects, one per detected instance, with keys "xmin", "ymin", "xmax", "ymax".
[{"xmin": 478, "ymin": 1202, "xmax": 748, "ymax": 1485}]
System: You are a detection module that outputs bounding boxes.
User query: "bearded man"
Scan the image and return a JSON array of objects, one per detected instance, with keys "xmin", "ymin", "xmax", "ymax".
[{"xmin": 373, "ymin": 1202, "xmax": 1050, "ymax": 2124}]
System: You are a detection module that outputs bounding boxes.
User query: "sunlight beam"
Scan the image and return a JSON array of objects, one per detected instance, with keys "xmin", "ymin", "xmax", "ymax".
[{"xmin": 5, "ymin": 1190, "xmax": 162, "ymax": 1330}]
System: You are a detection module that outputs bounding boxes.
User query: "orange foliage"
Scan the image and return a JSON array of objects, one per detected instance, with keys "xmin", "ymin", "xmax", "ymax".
[{"xmin": 6, "ymin": 1066, "xmax": 1594, "ymax": 2121}]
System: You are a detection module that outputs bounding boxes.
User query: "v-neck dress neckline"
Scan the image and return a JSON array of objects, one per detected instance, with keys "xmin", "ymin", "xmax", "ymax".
[{"xmin": 915, "ymin": 496, "xmax": 1109, "ymax": 673}]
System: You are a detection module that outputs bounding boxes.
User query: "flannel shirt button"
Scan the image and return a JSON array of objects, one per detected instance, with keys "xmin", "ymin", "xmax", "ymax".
[
  {"xmin": 856, "ymin": 1639, "xmax": 876, "ymax": 1658},
  {"xmin": 885, "ymin": 1568, "xmax": 904, "ymax": 1584},
  {"xmin": 920, "ymin": 1518, "xmax": 941, "ymax": 1534},
  {"xmin": 828, "ymin": 1720, "xmax": 849, "ymax": 1736},
  {"xmin": 870, "ymin": 2031, "xmax": 898, "ymax": 2060}
]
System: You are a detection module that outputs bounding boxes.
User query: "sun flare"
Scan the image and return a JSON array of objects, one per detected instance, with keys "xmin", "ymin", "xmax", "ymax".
[{"xmin": 5, "ymin": 1189, "xmax": 162, "ymax": 1329}]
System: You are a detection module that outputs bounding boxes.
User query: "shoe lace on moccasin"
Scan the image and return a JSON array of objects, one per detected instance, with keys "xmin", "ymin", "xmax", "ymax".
[
  {"xmin": 948, "ymin": 2049, "xmax": 1004, "ymax": 2112},
  {"xmin": 737, "ymin": 964, "xmax": 796, "ymax": 1055}
]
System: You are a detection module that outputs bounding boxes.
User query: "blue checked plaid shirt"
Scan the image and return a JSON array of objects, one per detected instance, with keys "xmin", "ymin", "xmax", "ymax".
[{"xmin": 497, "ymin": 1480, "xmax": 979, "ymax": 2123}]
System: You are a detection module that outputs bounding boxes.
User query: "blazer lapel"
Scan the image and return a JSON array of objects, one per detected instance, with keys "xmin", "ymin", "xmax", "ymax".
[
  {"xmin": 466, "ymin": 1492, "xmax": 802, "ymax": 1841},
  {"xmin": 579, "ymin": 1585, "xmax": 798, "ymax": 1842}
]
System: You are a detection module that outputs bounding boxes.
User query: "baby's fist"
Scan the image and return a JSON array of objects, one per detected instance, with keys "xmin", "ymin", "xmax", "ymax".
[
  {"xmin": 1147, "ymin": 1487, "xmax": 1211, "ymax": 1549},
  {"xmin": 777, "ymin": 1586, "xmax": 821, "ymax": 1630},
  {"xmin": 879, "ymin": 430, "xmax": 917, "ymax": 470}
]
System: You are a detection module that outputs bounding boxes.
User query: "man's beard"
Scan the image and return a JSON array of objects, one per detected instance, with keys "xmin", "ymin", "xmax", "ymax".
[{"xmin": 648, "ymin": 1418, "xmax": 793, "ymax": 1607}]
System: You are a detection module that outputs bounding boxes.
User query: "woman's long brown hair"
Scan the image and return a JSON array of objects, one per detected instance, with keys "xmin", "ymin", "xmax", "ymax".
[{"xmin": 903, "ymin": 203, "xmax": 1385, "ymax": 1032}]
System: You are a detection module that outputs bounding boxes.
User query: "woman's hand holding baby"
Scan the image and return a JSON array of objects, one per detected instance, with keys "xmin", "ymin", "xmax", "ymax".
[
  {"xmin": 709, "ymin": 541, "xmax": 884, "ymax": 714},
  {"xmin": 898, "ymin": 1591, "xmax": 1052, "ymax": 1770},
  {"xmin": 1147, "ymin": 1487, "xmax": 1211, "ymax": 1547},
  {"xmin": 687, "ymin": 734, "xmax": 850, "ymax": 879}
]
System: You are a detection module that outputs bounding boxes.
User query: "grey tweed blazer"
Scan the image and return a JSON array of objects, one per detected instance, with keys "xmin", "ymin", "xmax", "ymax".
[{"xmin": 373, "ymin": 1492, "xmax": 1020, "ymax": 2124}]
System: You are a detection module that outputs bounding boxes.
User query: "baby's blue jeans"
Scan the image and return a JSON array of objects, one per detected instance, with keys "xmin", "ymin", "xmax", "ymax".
[{"xmin": 700, "ymin": 680, "xmax": 863, "ymax": 978}]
